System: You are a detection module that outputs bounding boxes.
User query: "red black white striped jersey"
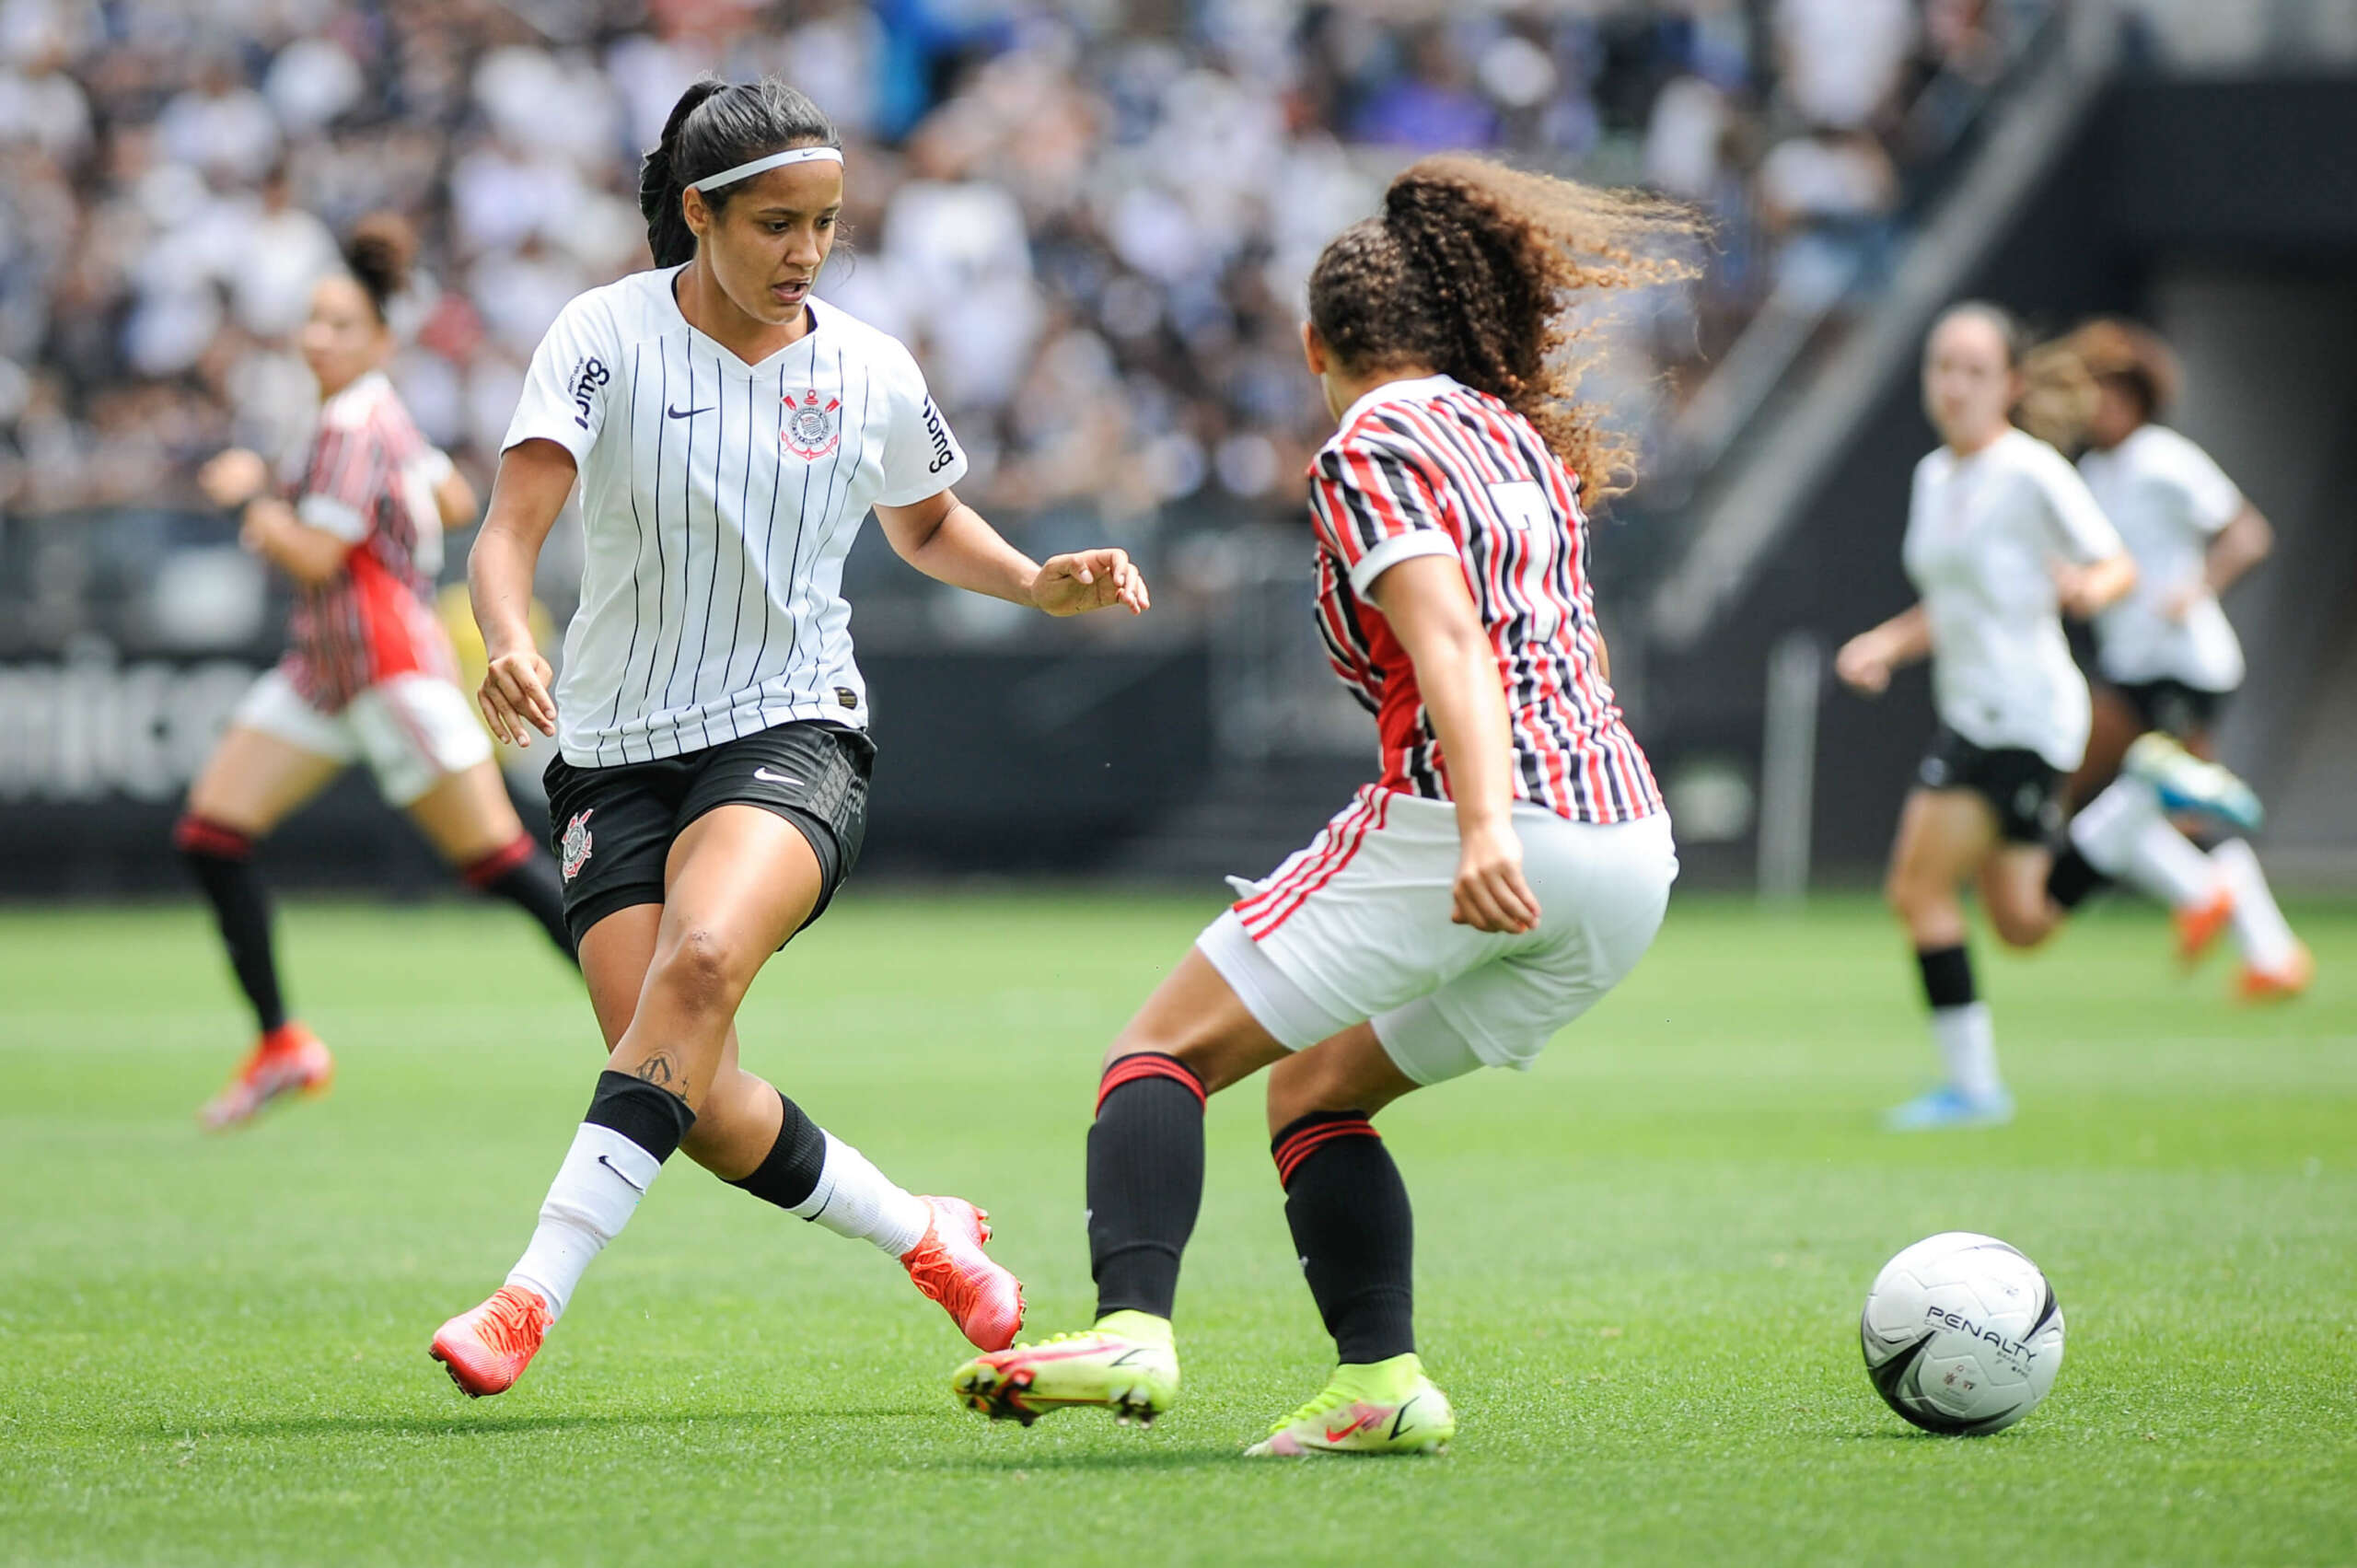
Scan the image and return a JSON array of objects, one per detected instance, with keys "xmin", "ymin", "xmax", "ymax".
[
  {"xmin": 282, "ymin": 372, "xmax": 457, "ymax": 711},
  {"xmin": 1305, "ymin": 374, "xmax": 1661, "ymax": 825}
]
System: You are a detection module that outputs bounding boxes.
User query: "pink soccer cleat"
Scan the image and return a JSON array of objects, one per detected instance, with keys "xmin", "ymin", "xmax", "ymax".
[
  {"xmin": 199, "ymin": 1022, "xmax": 333, "ymax": 1131},
  {"xmin": 901, "ymin": 1196, "xmax": 1026, "ymax": 1351},
  {"xmin": 430, "ymin": 1283, "xmax": 552, "ymax": 1398}
]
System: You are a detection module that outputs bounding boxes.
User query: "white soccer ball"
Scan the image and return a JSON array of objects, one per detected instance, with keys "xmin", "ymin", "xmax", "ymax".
[{"xmin": 1860, "ymin": 1231, "xmax": 2065, "ymax": 1434}]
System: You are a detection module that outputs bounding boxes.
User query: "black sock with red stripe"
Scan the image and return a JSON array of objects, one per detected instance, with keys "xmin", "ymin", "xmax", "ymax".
[
  {"xmin": 1087, "ymin": 1052, "xmax": 1206, "ymax": 1320},
  {"xmin": 175, "ymin": 816, "xmax": 285, "ymax": 1035},
  {"xmin": 1273, "ymin": 1110, "xmax": 1415, "ymax": 1365},
  {"xmin": 461, "ymin": 834, "xmax": 576, "ymax": 965}
]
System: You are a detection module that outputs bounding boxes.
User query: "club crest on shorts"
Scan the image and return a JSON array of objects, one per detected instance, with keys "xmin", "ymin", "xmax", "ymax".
[
  {"xmin": 560, "ymin": 809, "xmax": 594, "ymax": 883},
  {"xmin": 783, "ymin": 388, "xmax": 842, "ymax": 460}
]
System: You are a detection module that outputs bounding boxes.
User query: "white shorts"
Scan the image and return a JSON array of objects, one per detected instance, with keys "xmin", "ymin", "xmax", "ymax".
[
  {"xmin": 232, "ymin": 668, "xmax": 493, "ymax": 807},
  {"xmin": 1198, "ymin": 787, "xmax": 1677, "ymax": 1086}
]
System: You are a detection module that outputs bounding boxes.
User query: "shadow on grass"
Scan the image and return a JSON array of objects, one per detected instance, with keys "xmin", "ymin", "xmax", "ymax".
[
  {"xmin": 939, "ymin": 1442, "xmax": 1245, "ymax": 1472},
  {"xmin": 157, "ymin": 1408, "xmax": 929, "ymax": 1439}
]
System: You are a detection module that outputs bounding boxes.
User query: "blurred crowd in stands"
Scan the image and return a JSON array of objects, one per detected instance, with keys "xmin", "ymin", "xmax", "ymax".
[{"xmin": 0, "ymin": 0, "xmax": 2053, "ymax": 565}]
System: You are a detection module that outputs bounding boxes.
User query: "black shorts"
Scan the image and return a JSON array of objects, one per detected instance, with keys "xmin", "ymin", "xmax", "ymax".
[
  {"xmin": 1916, "ymin": 726, "xmax": 2062, "ymax": 845},
  {"xmin": 543, "ymin": 722, "xmax": 874, "ymax": 947},
  {"xmin": 2106, "ymin": 678, "xmax": 2227, "ymax": 743}
]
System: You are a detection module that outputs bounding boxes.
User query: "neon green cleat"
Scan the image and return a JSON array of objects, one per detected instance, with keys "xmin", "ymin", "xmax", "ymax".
[
  {"xmin": 950, "ymin": 1310, "xmax": 1179, "ymax": 1428},
  {"xmin": 1244, "ymin": 1353, "xmax": 1455, "ymax": 1457}
]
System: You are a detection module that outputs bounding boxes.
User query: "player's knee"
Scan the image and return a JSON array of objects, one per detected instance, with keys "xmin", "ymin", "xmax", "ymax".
[
  {"xmin": 649, "ymin": 925, "xmax": 752, "ymax": 1018},
  {"xmin": 1989, "ymin": 903, "xmax": 2055, "ymax": 950},
  {"xmin": 1884, "ymin": 864, "xmax": 1933, "ymax": 922}
]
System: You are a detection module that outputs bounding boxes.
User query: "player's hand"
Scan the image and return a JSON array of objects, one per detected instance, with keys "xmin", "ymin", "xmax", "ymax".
[
  {"xmin": 1031, "ymin": 549, "xmax": 1150, "ymax": 617},
  {"xmin": 199, "ymin": 448, "xmax": 269, "ymax": 510},
  {"xmin": 2053, "ymin": 563, "xmax": 2111, "ymax": 619},
  {"xmin": 1835, "ymin": 633, "xmax": 1892, "ymax": 695},
  {"xmin": 2161, "ymin": 580, "xmax": 2202, "ymax": 622},
  {"xmin": 479, "ymin": 648, "xmax": 557, "ymax": 747},
  {"xmin": 1452, "ymin": 817, "xmax": 1539, "ymax": 935}
]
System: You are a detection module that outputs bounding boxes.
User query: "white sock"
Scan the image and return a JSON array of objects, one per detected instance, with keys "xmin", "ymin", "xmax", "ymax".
[
  {"xmin": 506, "ymin": 1123, "xmax": 663, "ymax": 1321},
  {"xmin": 2123, "ymin": 817, "xmax": 2222, "ymax": 911},
  {"xmin": 2069, "ymin": 775, "xmax": 2161, "ymax": 877},
  {"xmin": 791, "ymin": 1131, "xmax": 932, "ymax": 1258},
  {"xmin": 1931, "ymin": 1003, "xmax": 2002, "ymax": 1101},
  {"xmin": 2212, "ymin": 839, "xmax": 2300, "ymax": 970}
]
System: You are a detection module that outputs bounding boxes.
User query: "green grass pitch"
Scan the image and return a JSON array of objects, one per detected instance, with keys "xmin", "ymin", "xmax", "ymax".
[{"xmin": 3, "ymin": 889, "xmax": 2352, "ymax": 1566}]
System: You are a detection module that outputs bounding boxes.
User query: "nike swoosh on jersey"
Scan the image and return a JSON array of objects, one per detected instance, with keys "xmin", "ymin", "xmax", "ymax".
[
  {"xmin": 752, "ymin": 767, "xmax": 805, "ymax": 787},
  {"xmin": 666, "ymin": 403, "xmax": 714, "ymax": 419}
]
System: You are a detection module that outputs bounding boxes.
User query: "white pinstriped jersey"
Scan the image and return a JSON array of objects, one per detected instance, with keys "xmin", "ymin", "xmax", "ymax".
[{"xmin": 505, "ymin": 267, "xmax": 967, "ymax": 767}]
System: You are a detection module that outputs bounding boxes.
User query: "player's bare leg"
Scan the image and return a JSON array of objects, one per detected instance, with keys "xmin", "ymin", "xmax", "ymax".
[
  {"xmin": 955, "ymin": 950, "xmax": 1283, "ymax": 1426},
  {"xmin": 1882, "ymin": 789, "xmax": 2013, "ymax": 1130},
  {"xmin": 180, "ymin": 726, "xmax": 342, "ymax": 1130}
]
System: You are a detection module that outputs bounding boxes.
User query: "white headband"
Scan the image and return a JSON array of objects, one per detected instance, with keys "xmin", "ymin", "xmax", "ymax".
[{"xmin": 688, "ymin": 145, "xmax": 843, "ymax": 192}]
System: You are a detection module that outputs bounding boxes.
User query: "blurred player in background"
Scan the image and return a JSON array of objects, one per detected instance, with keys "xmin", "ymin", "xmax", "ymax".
[
  {"xmin": 428, "ymin": 78, "xmax": 1148, "ymax": 1398},
  {"xmin": 953, "ymin": 156, "xmax": 1686, "ymax": 1456},
  {"xmin": 2045, "ymin": 319, "xmax": 2309, "ymax": 999},
  {"xmin": 179, "ymin": 218, "xmax": 575, "ymax": 1132},
  {"xmin": 1837, "ymin": 303, "xmax": 2267, "ymax": 1132}
]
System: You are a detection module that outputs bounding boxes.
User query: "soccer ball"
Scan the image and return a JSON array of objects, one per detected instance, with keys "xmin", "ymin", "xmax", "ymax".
[{"xmin": 1860, "ymin": 1231, "xmax": 2065, "ymax": 1434}]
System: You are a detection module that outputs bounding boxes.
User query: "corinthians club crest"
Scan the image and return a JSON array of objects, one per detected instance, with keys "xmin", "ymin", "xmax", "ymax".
[
  {"xmin": 560, "ymin": 809, "xmax": 594, "ymax": 883},
  {"xmin": 783, "ymin": 387, "xmax": 842, "ymax": 460}
]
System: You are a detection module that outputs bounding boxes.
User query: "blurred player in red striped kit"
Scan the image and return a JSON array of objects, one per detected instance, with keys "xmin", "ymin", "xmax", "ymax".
[
  {"xmin": 953, "ymin": 156, "xmax": 1691, "ymax": 1456},
  {"xmin": 179, "ymin": 216, "xmax": 575, "ymax": 1131}
]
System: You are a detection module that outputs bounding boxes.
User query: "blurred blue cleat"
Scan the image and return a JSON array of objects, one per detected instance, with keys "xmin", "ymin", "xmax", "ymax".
[
  {"xmin": 1884, "ymin": 1084, "xmax": 2014, "ymax": 1132},
  {"xmin": 2123, "ymin": 734, "xmax": 2263, "ymax": 834}
]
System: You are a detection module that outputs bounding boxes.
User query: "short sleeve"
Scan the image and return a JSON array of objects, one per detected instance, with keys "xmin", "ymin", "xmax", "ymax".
[
  {"xmin": 875, "ymin": 344, "xmax": 967, "ymax": 506},
  {"xmin": 1309, "ymin": 434, "xmax": 1459, "ymax": 598},
  {"xmin": 502, "ymin": 292, "xmax": 619, "ymax": 465},
  {"xmin": 2026, "ymin": 439, "xmax": 2123, "ymax": 564},
  {"xmin": 2165, "ymin": 435, "xmax": 2244, "ymax": 535},
  {"xmin": 295, "ymin": 421, "xmax": 387, "ymax": 543}
]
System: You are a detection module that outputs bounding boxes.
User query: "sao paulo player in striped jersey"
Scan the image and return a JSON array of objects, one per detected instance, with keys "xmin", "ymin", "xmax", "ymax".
[
  {"xmin": 180, "ymin": 216, "xmax": 575, "ymax": 1132},
  {"xmin": 428, "ymin": 78, "xmax": 1147, "ymax": 1396},
  {"xmin": 954, "ymin": 157, "xmax": 1689, "ymax": 1455}
]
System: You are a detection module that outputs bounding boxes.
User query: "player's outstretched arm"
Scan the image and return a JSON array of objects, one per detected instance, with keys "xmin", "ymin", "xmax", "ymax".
[
  {"xmin": 1835, "ymin": 602, "xmax": 1933, "ymax": 696},
  {"xmin": 875, "ymin": 488, "xmax": 1149, "ymax": 617},
  {"xmin": 1370, "ymin": 552, "xmax": 1538, "ymax": 935},
  {"xmin": 468, "ymin": 437, "xmax": 575, "ymax": 747}
]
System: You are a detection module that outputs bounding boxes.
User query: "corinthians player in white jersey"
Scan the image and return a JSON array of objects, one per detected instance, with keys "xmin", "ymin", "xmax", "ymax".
[
  {"xmin": 428, "ymin": 77, "xmax": 1148, "ymax": 1396},
  {"xmin": 1837, "ymin": 303, "xmax": 2266, "ymax": 1132},
  {"xmin": 2046, "ymin": 319, "xmax": 2308, "ymax": 1000}
]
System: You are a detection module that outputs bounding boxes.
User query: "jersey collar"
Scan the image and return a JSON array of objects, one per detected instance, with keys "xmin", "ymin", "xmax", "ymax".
[
  {"xmin": 663, "ymin": 263, "xmax": 827, "ymax": 377},
  {"xmin": 1333, "ymin": 373, "xmax": 1463, "ymax": 434}
]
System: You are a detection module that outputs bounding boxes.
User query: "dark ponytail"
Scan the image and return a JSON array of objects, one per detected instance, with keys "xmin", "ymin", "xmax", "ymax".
[
  {"xmin": 1306, "ymin": 156, "xmax": 1696, "ymax": 500},
  {"xmin": 343, "ymin": 212, "xmax": 415, "ymax": 325},
  {"xmin": 638, "ymin": 75, "xmax": 840, "ymax": 268}
]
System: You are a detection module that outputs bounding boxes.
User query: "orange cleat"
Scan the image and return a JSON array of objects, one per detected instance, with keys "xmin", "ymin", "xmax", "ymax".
[
  {"xmin": 198, "ymin": 1022, "xmax": 333, "ymax": 1131},
  {"xmin": 2174, "ymin": 890, "xmax": 2235, "ymax": 967},
  {"xmin": 431, "ymin": 1284, "xmax": 552, "ymax": 1398},
  {"xmin": 901, "ymin": 1196, "xmax": 1026, "ymax": 1352},
  {"xmin": 2238, "ymin": 944, "xmax": 2315, "ymax": 1004}
]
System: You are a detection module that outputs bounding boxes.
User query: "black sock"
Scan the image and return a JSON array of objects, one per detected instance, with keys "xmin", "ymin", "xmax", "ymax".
[
  {"xmin": 2044, "ymin": 842, "xmax": 2108, "ymax": 912},
  {"xmin": 1087, "ymin": 1053, "xmax": 1206, "ymax": 1320},
  {"xmin": 583, "ymin": 1068, "xmax": 696, "ymax": 1162},
  {"xmin": 176, "ymin": 816, "xmax": 285, "ymax": 1035},
  {"xmin": 728, "ymin": 1089, "xmax": 829, "ymax": 1211},
  {"xmin": 1273, "ymin": 1111, "xmax": 1415, "ymax": 1365},
  {"xmin": 1916, "ymin": 944, "xmax": 1976, "ymax": 1010},
  {"xmin": 463, "ymin": 836, "xmax": 577, "ymax": 965}
]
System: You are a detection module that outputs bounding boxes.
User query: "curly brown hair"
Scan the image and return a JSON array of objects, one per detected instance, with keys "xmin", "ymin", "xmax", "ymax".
[
  {"xmin": 1306, "ymin": 154, "xmax": 1701, "ymax": 501},
  {"xmin": 2063, "ymin": 317, "xmax": 2181, "ymax": 419}
]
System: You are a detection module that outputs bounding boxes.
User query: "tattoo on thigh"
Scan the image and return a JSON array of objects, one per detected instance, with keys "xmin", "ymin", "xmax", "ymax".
[{"xmin": 632, "ymin": 1050, "xmax": 686, "ymax": 1099}]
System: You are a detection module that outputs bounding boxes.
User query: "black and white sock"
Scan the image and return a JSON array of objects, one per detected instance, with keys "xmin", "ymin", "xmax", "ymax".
[
  {"xmin": 506, "ymin": 1070, "xmax": 695, "ymax": 1320},
  {"xmin": 2064, "ymin": 776, "xmax": 2216, "ymax": 912},
  {"xmin": 461, "ymin": 835, "xmax": 577, "ymax": 966},
  {"xmin": 728, "ymin": 1089, "xmax": 930, "ymax": 1257},
  {"xmin": 1273, "ymin": 1111, "xmax": 1415, "ymax": 1365},
  {"xmin": 1086, "ymin": 1053, "xmax": 1206, "ymax": 1321},
  {"xmin": 1917, "ymin": 945, "xmax": 2000, "ymax": 1100},
  {"xmin": 175, "ymin": 816, "xmax": 286, "ymax": 1035}
]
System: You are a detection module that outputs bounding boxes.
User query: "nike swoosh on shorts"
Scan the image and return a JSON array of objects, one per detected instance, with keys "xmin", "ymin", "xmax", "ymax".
[{"xmin": 753, "ymin": 767, "xmax": 805, "ymax": 787}]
